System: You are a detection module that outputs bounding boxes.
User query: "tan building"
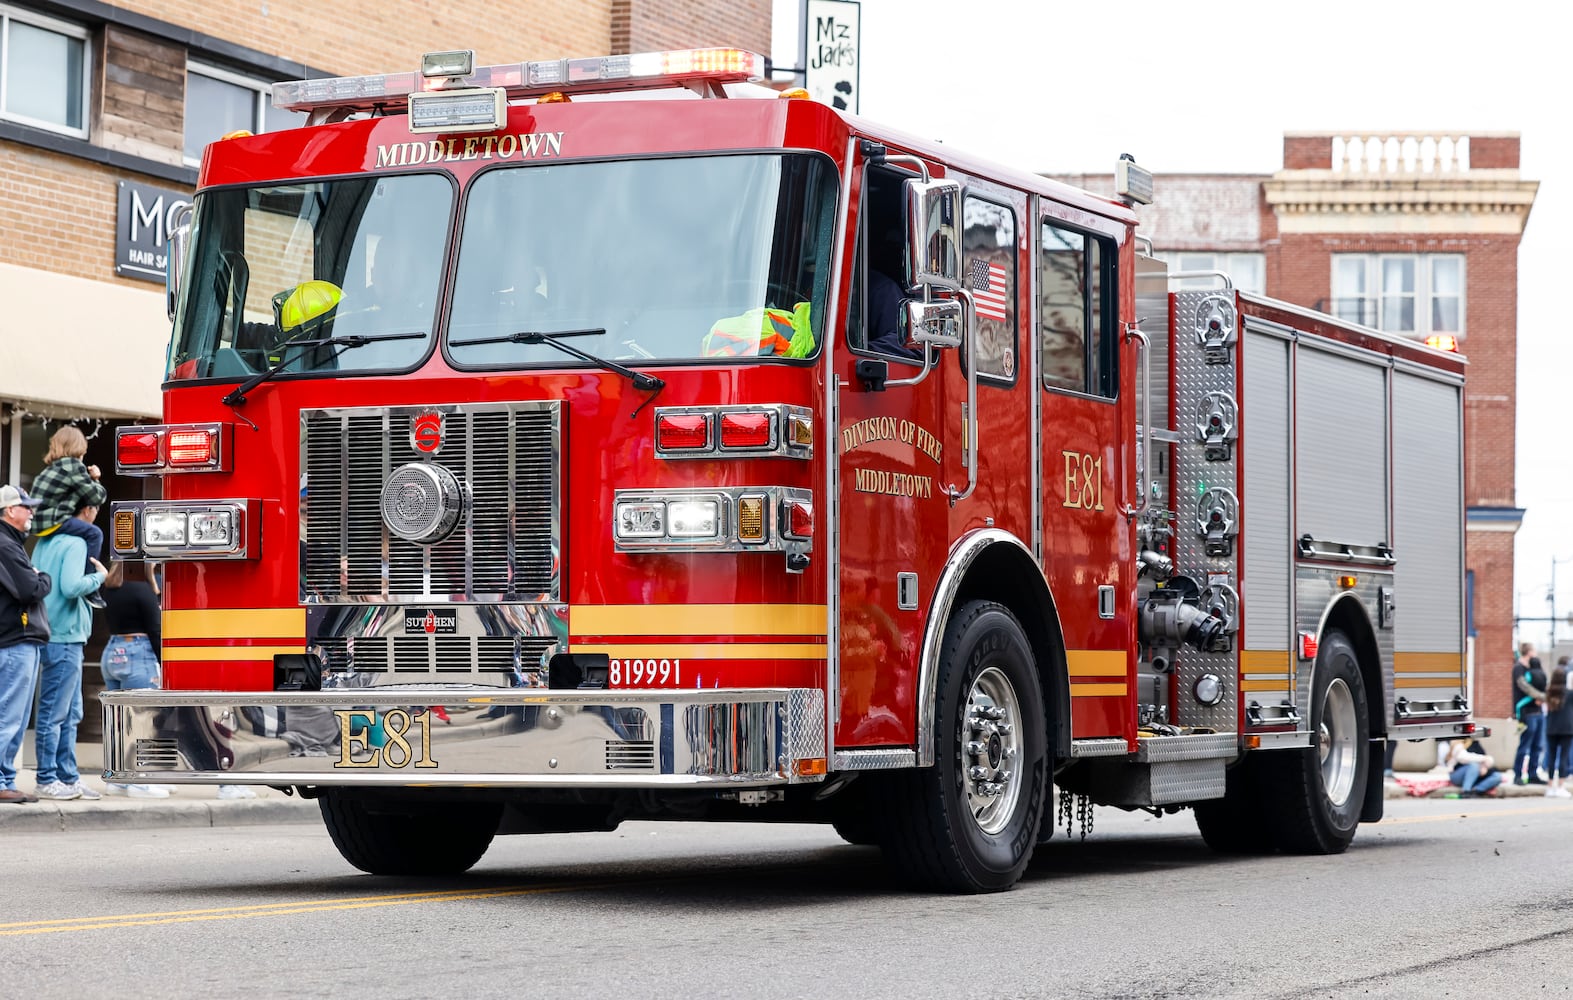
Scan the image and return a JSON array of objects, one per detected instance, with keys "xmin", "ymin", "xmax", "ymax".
[
  {"xmin": 1060, "ymin": 131, "xmax": 1537, "ymax": 729},
  {"xmin": 0, "ymin": 0, "xmax": 770, "ymax": 737}
]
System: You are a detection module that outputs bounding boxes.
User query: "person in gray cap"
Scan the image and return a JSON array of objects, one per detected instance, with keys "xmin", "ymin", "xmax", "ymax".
[{"xmin": 0, "ymin": 484, "xmax": 50, "ymax": 804}]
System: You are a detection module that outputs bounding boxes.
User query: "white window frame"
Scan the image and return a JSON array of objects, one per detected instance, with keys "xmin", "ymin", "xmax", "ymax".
[
  {"xmin": 0, "ymin": 4, "xmax": 91, "ymax": 139},
  {"xmin": 185, "ymin": 61, "xmax": 282, "ymax": 167},
  {"xmin": 1160, "ymin": 251, "xmax": 1265, "ymax": 295},
  {"xmin": 1331, "ymin": 253, "xmax": 1466, "ymax": 339}
]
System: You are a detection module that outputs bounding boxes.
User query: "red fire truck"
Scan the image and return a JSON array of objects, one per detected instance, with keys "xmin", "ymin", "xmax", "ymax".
[{"xmin": 104, "ymin": 47, "xmax": 1474, "ymax": 893}]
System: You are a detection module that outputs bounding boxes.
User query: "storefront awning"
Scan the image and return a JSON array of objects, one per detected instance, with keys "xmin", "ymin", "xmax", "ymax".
[{"xmin": 0, "ymin": 261, "xmax": 169, "ymax": 419}]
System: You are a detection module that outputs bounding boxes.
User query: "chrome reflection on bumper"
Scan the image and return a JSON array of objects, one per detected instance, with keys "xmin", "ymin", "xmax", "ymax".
[{"xmin": 101, "ymin": 687, "xmax": 826, "ymax": 788}]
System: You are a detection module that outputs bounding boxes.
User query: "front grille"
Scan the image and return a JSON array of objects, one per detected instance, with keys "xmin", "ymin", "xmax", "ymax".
[
  {"xmin": 303, "ymin": 403, "xmax": 560, "ymax": 603},
  {"xmin": 316, "ymin": 635, "xmax": 557, "ymax": 685}
]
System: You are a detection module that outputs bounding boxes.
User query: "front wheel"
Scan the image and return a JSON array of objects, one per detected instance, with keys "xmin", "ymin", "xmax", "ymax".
[
  {"xmin": 1267, "ymin": 629, "xmax": 1370, "ymax": 854},
  {"xmin": 877, "ymin": 600, "xmax": 1048, "ymax": 892},
  {"xmin": 320, "ymin": 791, "xmax": 502, "ymax": 876}
]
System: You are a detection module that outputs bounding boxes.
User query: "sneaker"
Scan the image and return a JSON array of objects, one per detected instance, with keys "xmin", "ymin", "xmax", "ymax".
[
  {"xmin": 105, "ymin": 783, "xmax": 169, "ymax": 798},
  {"xmin": 85, "ymin": 592, "xmax": 107, "ymax": 610},
  {"xmin": 217, "ymin": 785, "xmax": 257, "ymax": 800},
  {"xmin": 1529, "ymin": 777, "xmax": 1549, "ymax": 786},
  {"xmin": 66, "ymin": 781, "xmax": 101, "ymax": 801},
  {"xmin": 0, "ymin": 788, "xmax": 37, "ymax": 804},
  {"xmin": 1383, "ymin": 769, "xmax": 1396, "ymax": 780},
  {"xmin": 1556, "ymin": 787, "xmax": 1573, "ymax": 799},
  {"xmin": 35, "ymin": 780, "xmax": 82, "ymax": 801}
]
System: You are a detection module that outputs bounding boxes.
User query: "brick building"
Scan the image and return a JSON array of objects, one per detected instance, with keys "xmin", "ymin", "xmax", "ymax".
[
  {"xmin": 0, "ymin": 0, "xmax": 770, "ymax": 738},
  {"xmin": 1060, "ymin": 131, "xmax": 1538, "ymax": 726}
]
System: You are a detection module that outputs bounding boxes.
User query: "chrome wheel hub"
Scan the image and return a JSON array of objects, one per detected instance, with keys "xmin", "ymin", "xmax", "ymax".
[
  {"xmin": 1319, "ymin": 677, "xmax": 1358, "ymax": 807},
  {"xmin": 964, "ymin": 665, "xmax": 1022, "ymax": 835}
]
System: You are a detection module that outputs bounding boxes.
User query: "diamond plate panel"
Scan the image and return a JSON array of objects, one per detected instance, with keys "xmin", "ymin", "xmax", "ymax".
[
  {"xmin": 1170, "ymin": 289, "xmax": 1239, "ymax": 732},
  {"xmin": 785, "ymin": 689, "xmax": 826, "ymax": 780}
]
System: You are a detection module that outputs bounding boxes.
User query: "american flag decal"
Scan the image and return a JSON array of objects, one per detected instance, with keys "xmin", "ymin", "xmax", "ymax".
[{"xmin": 971, "ymin": 258, "xmax": 1010, "ymax": 322}]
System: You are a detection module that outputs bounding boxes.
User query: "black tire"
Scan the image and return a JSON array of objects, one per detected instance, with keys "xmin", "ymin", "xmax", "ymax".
[
  {"xmin": 830, "ymin": 812, "xmax": 883, "ymax": 847},
  {"xmin": 1193, "ymin": 755, "xmax": 1274, "ymax": 855},
  {"xmin": 320, "ymin": 792, "xmax": 502, "ymax": 876},
  {"xmin": 1267, "ymin": 630, "xmax": 1370, "ymax": 854},
  {"xmin": 876, "ymin": 600, "xmax": 1048, "ymax": 892}
]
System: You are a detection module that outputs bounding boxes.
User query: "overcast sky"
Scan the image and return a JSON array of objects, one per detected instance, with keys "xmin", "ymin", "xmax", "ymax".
[{"xmin": 774, "ymin": 0, "xmax": 1572, "ymax": 652}]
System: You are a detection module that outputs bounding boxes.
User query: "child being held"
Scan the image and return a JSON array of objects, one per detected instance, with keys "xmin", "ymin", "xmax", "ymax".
[{"xmin": 30, "ymin": 426, "xmax": 108, "ymax": 608}]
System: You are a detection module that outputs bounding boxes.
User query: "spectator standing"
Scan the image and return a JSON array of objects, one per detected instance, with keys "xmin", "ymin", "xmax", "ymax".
[
  {"xmin": 30, "ymin": 502, "xmax": 107, "ymax": 801},
  {"xmin": 29, "ymin": 427, "xmax": 109, "ymax": 610},
  {"xmin": 0, "ymin": 485, "xmax": 50, "ymax": 804},
  {"xmin": 1512, "ymin": 643, "xmax": 1548, "ymax": 785},
  {"xmin": 100, "ymin": 561, "xmax": 169, "ymax": 798},
  {"xmin": 1546, "ymin": 659, "xmax": 1573, "ymax": 799}
]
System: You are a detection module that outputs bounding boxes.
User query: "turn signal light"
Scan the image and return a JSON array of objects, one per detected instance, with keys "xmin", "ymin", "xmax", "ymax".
[
  {"xmin": 1337, "ymin": 574, "xmax": 1358, "ymax": 590},
  {"xmin": 117, "ymin": 430, "xmax": 162, "ymax": 468},
  {"xmin": 720, "ymin": 410, "xmax": 772, "ymax": 449}
]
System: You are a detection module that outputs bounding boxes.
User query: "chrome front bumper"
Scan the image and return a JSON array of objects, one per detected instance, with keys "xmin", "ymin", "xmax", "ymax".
[{"xmin": 101, "ymin": 687, "xmax": 826, "ymax": 789}]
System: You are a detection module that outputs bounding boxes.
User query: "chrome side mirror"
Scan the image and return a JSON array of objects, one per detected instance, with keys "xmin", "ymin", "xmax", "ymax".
[
  {"xmin": 903, "ymin": 297, "xmax": 963, "ymax": 349},
  {"xmin": 905, "ymin": 178, "xmax": 961, "ymax": 291},
  {"xmin": 165, "ymin": 204, "xmax": 194, "ymax": 322}
]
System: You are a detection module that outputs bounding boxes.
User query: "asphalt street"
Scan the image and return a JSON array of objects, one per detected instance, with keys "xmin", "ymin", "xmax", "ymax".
[{"xmin": 2, "ymin": 796, "xmax": 1568, "ymax": 999}]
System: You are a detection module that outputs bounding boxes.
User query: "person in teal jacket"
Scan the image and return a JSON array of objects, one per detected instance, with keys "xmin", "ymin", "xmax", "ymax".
[{"xmin": 30, "ymin": 503, "xmax": 107, "ymax": 801}]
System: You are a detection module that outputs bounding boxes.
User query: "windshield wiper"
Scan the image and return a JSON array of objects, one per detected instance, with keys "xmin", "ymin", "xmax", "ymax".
[
  {"xmin": 221, "ymin": 332, "xmax": 426, "ymax": 406},
  {"xmin": 450, "ymin": 328, "xmax": 665, "ymax": 392}
]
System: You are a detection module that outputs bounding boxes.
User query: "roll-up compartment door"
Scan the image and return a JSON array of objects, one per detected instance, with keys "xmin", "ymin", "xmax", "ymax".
[
  {"xmin": 1241, "ymin": 329, "xmax": 1294, "ymax": 698},
  {"xmin": 1295, "ymin": 349, "xmax": 1388, "ymax": 548}
]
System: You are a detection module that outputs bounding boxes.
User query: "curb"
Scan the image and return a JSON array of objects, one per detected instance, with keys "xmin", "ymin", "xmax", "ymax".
[{"xmin": 0, "ymin": 795, "xmax": 319, "ymax": 833}]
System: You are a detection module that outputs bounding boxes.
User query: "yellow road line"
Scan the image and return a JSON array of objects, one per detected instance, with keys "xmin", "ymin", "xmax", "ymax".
[{"xmin": 0, "ymin": 884, "xmax": 616, "ymax": 937}]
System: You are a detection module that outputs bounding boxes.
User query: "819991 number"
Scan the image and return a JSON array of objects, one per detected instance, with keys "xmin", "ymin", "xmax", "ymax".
[{"xmin": 609, "ymin": 658, "xmax": 681, "ymax": 687}]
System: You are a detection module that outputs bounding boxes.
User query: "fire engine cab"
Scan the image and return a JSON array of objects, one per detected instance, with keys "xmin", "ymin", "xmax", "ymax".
[{"xmin": 103, "ymin": 48, "xmax": 1474, "ymax": 893}]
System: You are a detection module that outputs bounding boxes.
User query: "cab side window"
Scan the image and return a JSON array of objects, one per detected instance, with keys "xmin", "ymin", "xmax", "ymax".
[
  {"xmin": 849, "ymin": 165, "xmax": 919, "ymax": 362},
  {"xmin": 964, "ymin": 197, "xmax": 1017, "ymax": 381},
  {"xmin": 1040, "ymin": 219, "xmax": 1115, "ymax": 398}
]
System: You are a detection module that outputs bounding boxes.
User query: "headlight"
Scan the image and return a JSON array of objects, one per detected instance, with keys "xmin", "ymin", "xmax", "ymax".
[
  {"xmin": 144, "ymin": 510, "xmax": 188, "ymax": 546},
  {"xmin": 119, "ymin": 500, "xmax": 254, "ymax": 560},
  {"xmin": 666, "ymin": 500, "xmax": 719, "ymax": 538},
  {"xmin": 188, "ymin": 511, "xmax": 235, "ymax": 546},
  {"xmin": 615, "ymin": 501, "xmax": 666, "ymax": 539}
]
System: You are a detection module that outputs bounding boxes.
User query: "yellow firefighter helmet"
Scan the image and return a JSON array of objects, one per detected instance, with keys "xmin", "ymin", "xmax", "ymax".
[{"xmin": 272, "ymin": 280, "xmax": 343, "ymax": 338}]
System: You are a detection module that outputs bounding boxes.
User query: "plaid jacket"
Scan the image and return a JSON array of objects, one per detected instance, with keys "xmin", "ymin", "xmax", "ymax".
[{"xmin": 30, "ymin": 457, "xmax": 107, "ymax": 534}]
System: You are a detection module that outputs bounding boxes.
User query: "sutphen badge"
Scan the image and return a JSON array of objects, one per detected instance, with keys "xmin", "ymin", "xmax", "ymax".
[{"xmin": 411, "ymin": 411, "xmax": 445, "ymax": 454}]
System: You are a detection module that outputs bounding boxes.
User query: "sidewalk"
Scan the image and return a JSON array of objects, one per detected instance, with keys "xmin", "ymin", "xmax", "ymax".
[
  {"xmin": 0, "ymin": 741, "xmax": 318, "ymax": 834},
  {"xmin": 1384, "ymin": 765, "xmax": 1550, "ymax": 800}
]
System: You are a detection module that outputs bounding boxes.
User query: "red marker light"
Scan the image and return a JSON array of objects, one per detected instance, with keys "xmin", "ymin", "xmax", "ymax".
[
  {"xmin": 783, "ymin": 499, "xmax": 814, "ymax": 539},
  {"xmin": 117, "ymin": 429, "xmax": 162, "ymax": 468},
  {"xmin": 719, "ymin": 410, "xmax": 772, "ymax": 449},
  {"xmin": 656, "ymin": 412, "xmax": 710, "ymax": 451}
]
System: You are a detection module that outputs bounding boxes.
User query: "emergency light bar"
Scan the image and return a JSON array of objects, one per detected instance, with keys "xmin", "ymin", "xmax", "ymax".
[{"xmin": 272, "ymin": 47, "xmax": 767, "ymax": 117}]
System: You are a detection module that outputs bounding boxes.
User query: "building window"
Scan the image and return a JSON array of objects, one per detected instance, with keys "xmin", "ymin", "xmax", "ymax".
[
  {"xmin": 1040, "ymin": 218, "xmax": 1116, "ymax": 398},
  {"xmin": 1162, "ymin": 251, "xmax": 1265, "ymax": 295},
  {"xmin": 185, "ymin": 62, "xmax": 305, "ymax": 165},
  {"xmin": 0, "ymin": 5, "xmax": 90, "ymax": 137},
  {"xmin": 1331, "ymin": 254, "xmax": 1465, "ymax": 338}
]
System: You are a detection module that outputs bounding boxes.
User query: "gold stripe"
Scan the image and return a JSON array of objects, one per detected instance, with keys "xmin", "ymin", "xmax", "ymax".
[
  {"xmin": 1241, "ymin": 679, "xmax": 1291, "ymax": 692},
  {"xmin": 572, "ymin": 604, "xmax": 828, "ymax": 637},
  {"xmin": 162, "ymin": 645, "xmax": 303, "ymax": 662},
  {"xmin": 165, "ymin": 608, "xmax": 305, "ymax": 640},
  {"xmin": 1070, "ymin": 683, "xmax": 1127, "ymax": 697},
  {"xmin": 1241, "ymin": 649, "xmax": 1292, "ymax": 672},
  {"xmin": 1394, "ymin": 676, "xmax": 1464, "ymax": 690},
  {"xmin": 1394, "ymin": 652, "xmax": 1462, "ymax": 673},
  {"xmin": 571, "ymin": 643, "xmax": 827, "ymax": 660},
  {"xmin": 1066, "ymin": 649, "xmax": 1126, "ymax": 677}
]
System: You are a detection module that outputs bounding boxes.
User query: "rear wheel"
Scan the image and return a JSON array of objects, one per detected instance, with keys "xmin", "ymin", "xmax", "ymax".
[
  {"xmin": 320, "ymin": 791, "xmax": 502, "ymax": 876},
  {"xmin": 1267, "ymin": 630, "xmax": 1369, "ymax": 854},
  {"xmin": 877, "ymin": 600, "xmax": 1048, "ymax": 892}
]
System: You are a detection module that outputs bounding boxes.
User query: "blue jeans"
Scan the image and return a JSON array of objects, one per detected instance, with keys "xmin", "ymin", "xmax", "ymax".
[
  {"xmin": 1548, "ymin": 735, "xmax": 1573, "ymax": 780},
  {"xmin": 0, "ymin": 642, "xmax": 42, "ymax": 791},
  {"xmin": 102, "ymin": 635, "xmax": 160, "ymax": 691},
  {"xmin": 1451, "ymin": 762, "xmax": 1503, "ymax": 795},
  {"xmin": 1515, "ymin": 713, "xmax": 1546, "ymax": 779},
  {"xmin": 34, "ymin": 642, "xmax": 84, "ymax": 786}
]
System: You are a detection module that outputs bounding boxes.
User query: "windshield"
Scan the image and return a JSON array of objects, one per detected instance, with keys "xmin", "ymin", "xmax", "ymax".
[
  {"xmin": 167, "ymin": 174, "xmax": 451, "ymax": 381},
  {"xmin": 447, "ymin": 153, "xmax": 836, "ymax": 368}
]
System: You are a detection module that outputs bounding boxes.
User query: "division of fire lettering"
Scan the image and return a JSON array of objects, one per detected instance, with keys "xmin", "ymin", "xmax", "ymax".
[
  {"xmin": 839, "ymin": 416, "xmax": 942, "ymax": 464},
  {"xmin": 374, "ymin": 131, "xmax": 565, "ymax": 169}
]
